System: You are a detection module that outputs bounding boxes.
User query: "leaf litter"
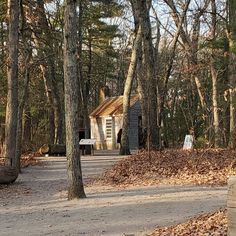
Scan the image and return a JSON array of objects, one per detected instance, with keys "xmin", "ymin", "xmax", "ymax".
[
  {"xmin": 147, "ymin": 209, "xmax": 227, "ymax": 236},
  {"xmin": 96, "ymin": 149, "xmax": 236, "ymax": 187}
]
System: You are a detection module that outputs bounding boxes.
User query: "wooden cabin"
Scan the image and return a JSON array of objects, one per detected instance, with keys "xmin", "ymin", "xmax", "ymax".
[{"xmin": 89, "ymin": 95, "xmax": 141, "ymax": 150}]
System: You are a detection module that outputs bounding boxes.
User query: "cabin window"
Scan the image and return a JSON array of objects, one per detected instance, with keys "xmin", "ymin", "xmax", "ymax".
[{"xmin": 105, "ymin": 118, "xmax": 112, "ymax": 139}]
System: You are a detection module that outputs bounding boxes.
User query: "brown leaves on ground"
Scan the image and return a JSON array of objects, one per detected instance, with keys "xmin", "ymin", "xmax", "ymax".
[
  {"xmin": 148, "ymin": 209, "xmax": 227, "ymax": 236},
  {"xmin": 96, "ymin": 149, "xmax": 236, "ymax": 187},
  {"xmin": 20, "ymin": 152, "xmax": 42, "ymax": 168}
]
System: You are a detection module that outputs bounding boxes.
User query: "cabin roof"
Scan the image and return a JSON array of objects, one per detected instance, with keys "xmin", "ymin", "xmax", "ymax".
[{"xmin": 89, "ymin": 95, "xmax": 139, "ymax": 118}]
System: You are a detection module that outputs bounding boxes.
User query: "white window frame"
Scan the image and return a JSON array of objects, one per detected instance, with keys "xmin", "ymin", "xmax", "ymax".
[{"xmin": 105, "ymin": 118, "xmax": 112, "ymax": 139}]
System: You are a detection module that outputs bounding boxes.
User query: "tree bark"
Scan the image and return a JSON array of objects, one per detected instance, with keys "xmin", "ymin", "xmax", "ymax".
[
  {"xmin": 138, "ymin": 0, "xmax": 159, "ymax": 149},
  {"xmin": 64, "ymin": 0, "xmax": 86, "ymax": 200},
  {"xmin": 120, "ymin": 25, "xmax": 142, "ymax": 155},
  {"xmin": 15, "ymin": 1, "xmax": 31, "ymax": 171},
  {"xmin": 2, "ymin": 0, "xmax": 20, "ymax": 177},
  {"xmin": 210, "ymin": 0, "xmax": 221, "ymax": 147},
  {"xmin": 16, "ymin": 53, "xmax": 30, "ymax": 171},
  {"xmin": 228, "ymin": 0, "xmax": 236, "ymax": 149},
  {"xmin": 131, "ymin": 0, "xmax": 148, "ymax": 137}
]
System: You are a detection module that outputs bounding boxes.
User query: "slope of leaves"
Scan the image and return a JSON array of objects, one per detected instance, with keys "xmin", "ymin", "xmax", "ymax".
[
  {"xmin": 20, "ymin": 152, "xmax": 42, "ymax": 168},
  {"xmin": 147, "ymin": 209, "xmax": 227, "ymax": 236},
  {"xmin": 0, "ymin": 152, "xmax": 42, "ymax": 168},
  {"xmin": 96, "ymin": 149, "xmax": 236, "ymax": 186}
]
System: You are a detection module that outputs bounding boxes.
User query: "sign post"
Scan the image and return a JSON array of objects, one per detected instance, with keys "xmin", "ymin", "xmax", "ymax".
[{"xmin": 79, "ymin": 139, "xmax": 96, "ymax": 155}]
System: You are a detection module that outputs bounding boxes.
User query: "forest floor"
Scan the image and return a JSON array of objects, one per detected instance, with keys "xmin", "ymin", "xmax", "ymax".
[{"xmin": 0, "ymin": 150, "xmax": 228, "ymax": 236}]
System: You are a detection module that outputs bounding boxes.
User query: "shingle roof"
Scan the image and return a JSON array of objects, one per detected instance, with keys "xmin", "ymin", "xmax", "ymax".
[{"xmin": 89, "ymin": 95, "xmax": 139, "ymax": 117}]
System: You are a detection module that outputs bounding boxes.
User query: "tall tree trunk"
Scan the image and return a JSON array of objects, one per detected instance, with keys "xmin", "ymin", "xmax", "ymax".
[
  {"xmin": 15, "ymin": 1, "xmax": 31, "ymax": 171},
  {"xmin": 16, "ymin": 53, "xmax": 30, "ymax": 171},
  {"xmin": 211, "ymin": 64, "xmax": 221, "ymax": 146},
  {"xmin": 64, "ymin": 0, "xmax": 86, "ymax": 200},
  {"xmin": 210, "ymin": 0, "xmax": 221, "ymax": 147},
  {"xmin": 137, "ymin": 61, "xmax": 147, "ymax": 131},
  {"xmin": 3, "ymin": 0, "xmax": 19, "ymax": 174},
  {"xmin": 120, "ymin": 25, "xmax": 142, "ymax": 155},
  {"xmin": 138, "ymin": 0, "xmax": 159, "ymax": 149},
  {"xmin": 131, "ymin": 0, "xmax": 148, "ymax": 138},
  {"xmin": 228, "ymin": 0, "xmax": 236, "ymax": 148},
  {"xmin": 78, "ymin": 0, "xmax": 90, "ymax": 154}
]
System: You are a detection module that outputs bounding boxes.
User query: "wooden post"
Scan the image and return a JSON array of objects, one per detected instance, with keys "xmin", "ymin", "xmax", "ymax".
[{"xmin": 228, "ymin": 176, "xmax": 236, "ymax": 235}]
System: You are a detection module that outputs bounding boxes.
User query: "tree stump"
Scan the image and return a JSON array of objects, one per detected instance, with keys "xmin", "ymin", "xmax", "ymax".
[
  {"xmin": 0, "ymin": 166, "xmax": 18, "ymax": 184},
  {"xmin": 228, "ymin": 176, "xmax": 236, "ymax": 235}
]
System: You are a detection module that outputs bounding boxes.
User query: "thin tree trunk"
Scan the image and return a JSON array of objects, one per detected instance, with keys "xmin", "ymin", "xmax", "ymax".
[
  {"xmin": 120, "ymin": 25, "xmax": 142, "ymax": 155},
  {"xmin": 16, "ymin": 53, "xmax": 31, "ymax": 171},
  {"xmin": 3, "ymin": 0, "xmax": 19, "ymax": 174},
  {"xmin": 78, "ymin": 0, "xmax": 90, "ymax": 154},
  {"xmin": 210, "ymin": 0, "xmax": 221, "ymax": 147},
  {"xmin": 64, "ymin": 0, "xmax": 86, "ymax": 200},
  {"xmin": 40, "ymin": 64, "xmax": 56, "ymax": 144},
  {"xmin": 23, "ymin": 103, "xmax": 31, "ymax": 148},
  {"xmin": 16, "ymin": 0, "xmax": 33, "ymax": 164}
]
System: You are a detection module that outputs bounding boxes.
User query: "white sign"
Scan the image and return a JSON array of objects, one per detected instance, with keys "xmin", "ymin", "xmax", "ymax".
[
  {"xmin": 79, "ymin": 139, "xmax": 96, "ymax": 145},
  {"xmin": 183, "ymin": 135, "xmax": 193, "ymax": 150}
]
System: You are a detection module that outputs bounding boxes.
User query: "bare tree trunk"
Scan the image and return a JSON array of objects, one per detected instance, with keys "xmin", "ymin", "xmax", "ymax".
[
  {"xmin": 137, "ymin": 63, "xmax": 147, "ymax": 130},
  {"xmin": 228, "ymin": 0, "xmax": 236, "ymax": 149},
  {"xmin": 78, "ymin": 0, "xmax": 91, "ymax": 154},
  {"xmin": 64, "ymin": 0, "xmax": 86, "ymax": 200},
  {"xmin": 120, "ymin": 25, "xmax": 142, "ymax": 155},
  {"xmin": 210, "ymin": 0, "xmax": 221, "ymax": 147},
  {"xmin": 131, "ymin": 0, "xmax": 148, "ymax": 139},
  {"xmin": 3, "ymin": 0, "xmax": 19, "ymax": 175},
  {"xmin": 15, "ymin": 1, "xmax": 32, "ymax": 171},
  {"xmin": 138, "ymin": 0, "xmax": 159, "ymax": 149},
  {"xmin": 39, "ymin": 64, "xmax": 55, "ymax": 143},
  {"xmin": 211, "ymin": 65, "xmax": 221, "ymax": 146},
  {"xmin": 16, "ymin": 53, "xmax": 30, "ymax": 171}
]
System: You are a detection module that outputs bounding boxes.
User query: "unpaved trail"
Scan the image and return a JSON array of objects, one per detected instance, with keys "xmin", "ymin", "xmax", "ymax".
[{"xmin": 0, "ymin": 151, "xmax": 227, "ymax": 236}]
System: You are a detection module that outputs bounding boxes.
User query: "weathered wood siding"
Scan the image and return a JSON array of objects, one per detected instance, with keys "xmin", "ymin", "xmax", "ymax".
[{"xmin": 129, "ymin": 101, "xmax": 141, "ymax": 149}]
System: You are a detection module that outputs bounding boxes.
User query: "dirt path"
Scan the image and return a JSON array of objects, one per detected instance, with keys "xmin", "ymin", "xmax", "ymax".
[{"xmin": 0, "ymin": 151, "xmax": 227, "ymax": 236}]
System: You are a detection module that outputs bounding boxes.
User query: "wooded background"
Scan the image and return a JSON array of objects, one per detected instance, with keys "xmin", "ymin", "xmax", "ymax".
[{"xmin": 0, "ymin": 0, "xmax": 235, "ymax": 154}]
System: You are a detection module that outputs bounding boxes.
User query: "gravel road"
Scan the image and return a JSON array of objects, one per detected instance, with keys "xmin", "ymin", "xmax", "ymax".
[{"xmin": 0, "ymin": 151, "xmax": 227, "ymax": 236}]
